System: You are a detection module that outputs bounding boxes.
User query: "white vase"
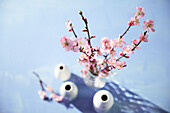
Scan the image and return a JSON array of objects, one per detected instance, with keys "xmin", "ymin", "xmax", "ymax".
[
  {"xmin": 60, "ymin": 81, "xmax": 78, "ymax": 101},
  {"xmin": 84, "ymin": 71, "xmax": 106, "ymax": 89},
  {"xmin": 93, "ymin": 90, "xmax": 114, "ymax": 113},
  {"xmin": 54, "ymin": 64, "xmax": 71, "ymax": 81}
]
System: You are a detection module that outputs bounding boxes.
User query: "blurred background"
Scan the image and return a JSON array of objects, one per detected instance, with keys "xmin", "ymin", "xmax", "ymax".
[{"xmin": 0, "ymin": 0, "xmax": 170, "ymax": 113}]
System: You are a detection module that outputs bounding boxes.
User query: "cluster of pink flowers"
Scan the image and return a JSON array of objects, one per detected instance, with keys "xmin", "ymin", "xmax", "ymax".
[
  {"xmin": 128, "ymin": 6, "xmax": 155, "ymax": 32},
  {"xmin": 38, "ymin": 90, "xmax": 47, "ymax": 100},
  {"xmin": 60, "ymin": 36, "xmax": 86, "ymax": 52},
  {"xmin": 38, "ymin": 85, "xmax": 63, "ymax": 102},
  {"xmin": 60, "ymin": 7, "xmax": 155, "ymax": 78},
  {"xmin": 33, "ymin": 72, "xmax": 63, "ymax": 102}
]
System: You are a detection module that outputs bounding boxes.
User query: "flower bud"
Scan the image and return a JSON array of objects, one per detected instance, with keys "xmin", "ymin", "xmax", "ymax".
[
  {"xmin": 123, "ymin": 64, "xmax": 127, "ymax": 67},
  {"xmin": 85, "ymin": 37, "xmax": 89, "ymax": 41},
  {"xmin": 79, "ymin": 11, "xmax": 83, "ymax": 15},
  {"xmin": 84, "ymin": 18, "xmax": 87, "ymax": 22},
  {"xmin": 120, "ymin": 51, "xmax": 124, "ymax": 56},
  {"xmin": 82, "ymin": 29, "xmax": 87, "ymax": 32},
  {"xmin": 125, "ymin": 56, "xmax": 129, "ymax": 58},
  {"xmin": 69, "ymin": 29, "xmax": 72, "ymax": 32},
  {"xmin": 91, "ymin": 35, "xmax": 96, "ymax": 38}
]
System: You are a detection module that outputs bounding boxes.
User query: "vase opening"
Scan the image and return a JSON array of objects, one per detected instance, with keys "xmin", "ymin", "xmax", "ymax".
[
  {"xmin": 65, "ymin": 84, "xmax": 71, "ymax": 91},
  {"xmin": 101, "ymin": 94, "xmax": 108, "ymax": 102},
  {"xmin": 59, "ymin": 66, "xmax": 64, "ymax": 70}
]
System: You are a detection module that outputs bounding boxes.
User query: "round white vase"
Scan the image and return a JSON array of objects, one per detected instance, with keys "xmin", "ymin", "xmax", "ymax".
[
  {"xmin": 54, "ymin": 64, "xmax": 71, "ymax": 81},
  {"xmin": 93, "ymin": 90, "xmax": 114, "ymax": 113},
  {"xmin": 60, "ymin": 81, "xmax": 78, "ymax": 101}
]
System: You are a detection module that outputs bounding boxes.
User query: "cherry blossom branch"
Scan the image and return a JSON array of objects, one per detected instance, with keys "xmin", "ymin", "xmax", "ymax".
[
  {"xmin": 79, "ymin": 47, "xmax": 88, "ymax": 56},
  {"xmin": 60, "ymin": 7, "xmax": 155, "ymax": 77},
  {"xmin": 72, "ymin": 28, "xmax": 77, "ymax": 38},
  {"xmin": 33, "ymin": 71, "xmax": 47, "ymax": 89},
  {"xmin": 120, "ymin": 25, "xmax": 131, "ymax": 39},
  {"xmin": 79, "ymin": 11, "xmax": 99, "ymax": 75},
  {"xmin": 66, "ymin": 20, "xmax": 77, "ymax": 38},
  {"xmin": 79, "ymin": 11, "xmax": 92, "ymax": 48},
  {"xmin": 33, "ymin": 72, "xmax": 63, "ymax": 102},
  {"xmin": 116, "ymin": 31, "xmax": 147, "ymax": 62},
  {"xmin": 116, "ymin": 54, "xmax": 127, "ymax": 61},
  {"xmin": 131, "ymin": 31, "xmax": 147, "ymax": 51},
  {"xmin": 131, "ymin": 40, "xmax": 142, "ymax": 51}
]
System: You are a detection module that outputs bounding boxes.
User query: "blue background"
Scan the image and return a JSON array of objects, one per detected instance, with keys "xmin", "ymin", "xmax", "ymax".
[{"xmin": 0, "ymin": 0, "xmax": 170, "ymax": 113}]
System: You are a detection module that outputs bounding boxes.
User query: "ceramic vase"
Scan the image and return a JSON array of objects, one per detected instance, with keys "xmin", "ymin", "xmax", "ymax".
[
  {"xmin": 84, "ymin": 71, "xmax": 106, "ymax": 89},
  {"xmin": 54, "ymin": 64, "xmax": 71, "ymax": 81},
  {"xmin": 93, "ymin": 90, "xmax": 114, "ymax": 113},
  {"xmin": 60, "ymin": 81, "xmax": 78, "ymax": 101}
]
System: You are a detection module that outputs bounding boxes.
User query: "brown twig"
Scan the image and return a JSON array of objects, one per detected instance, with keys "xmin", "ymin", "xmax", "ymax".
[
  {"xmin": 72, "ymin": 28, "xmax": 77, "ymax": 38},
  {"xmin": 120, "ymin": 25, "xmax": 131, "ymax": 39},
  {"xmin": 33, "ymin": 71, "xmax": 58, "ymax": 95},
  {"xmin": 33, "ymin": 71, "xmax": 47, "ymax": 87},
  {"xmin": 79, "ymin": 11, "xmax": 92, "ymax": 48},
  {"xmin": 103, "ymin": 25, "xmax": 131, "ymax": 62},
  {"xmin": 116, "ymin": 31, "xmax": 147, "ymax": 61}
]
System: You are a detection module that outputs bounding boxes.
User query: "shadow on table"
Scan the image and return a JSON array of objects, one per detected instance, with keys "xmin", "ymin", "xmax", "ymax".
[{"xmin": 59, "ymin": 73, "xmax": 169, "ymax": 113}]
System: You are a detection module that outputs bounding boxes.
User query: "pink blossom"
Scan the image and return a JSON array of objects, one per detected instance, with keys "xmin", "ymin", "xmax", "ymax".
[
  {"xmin": 100, "ymin": 37, "xmax": 110, "ymax": 47},
  {"xmin": 70, "ymin": 37, "xmax": 77, "ymax": 44},
  {"xmin": 77, "ymin": 37, "xmax": 86, "ymax": 46},
  {"xmin": 66, "ymin": 20, "xmax": 73, "ymax": 32},
  {"xmin": 95, "ymin": 47, "xmax": 102, "ymax": 56},
  {"xmin": 128, "ymin": 17, "xmax": 135, "ymax": 26},
  {"xmin": 97, "ymin": 58, "xmax": 104, "ymax": 65},
  {"xmin": 83, "ymin": 44, "xmax": 92, "ymax": 56},
  {"xmin": 131, "ymin": 39, "xmax": 140, "ymax": 49},
  {"xmin": 60, "ymin": 36, "xmax": 74, "ymax": 51},
  {"xmin": 78, "ymin": 53, "xmax": 89, "ymax": 65},
  {"xmin": 134, "ymin": 17, "xmax": 140, "ymax": 26},
  {"xmin": 85, "ymin": 62, "xmax": 90, "ymax": 68},
  {"xmin": 131, "ymin": 39, "xmax": 139, "ymax": 45},
  {"xmin": 80, "ymin": 68, "xmax": 88, "ymax": 78},
  {"xmin": 69, "ymin": 38, "xmax": 79, "ymax": 52},
  {"xmin": 134, "ymin": 6, "xmax": 145, "ymax": 18},
  {"xmin": 115, "ymin": 37, "xmax": 126, "ymax": 48},
  {"xmin": 143, "ymin": 19, "xmax": 155, "ymax": 32},
  {"xmin": 50, "ymin": 93, "xmax": 63, "ymax": 102},
  {"xmin": 46, "ymin": 85, "xmax": 53, "ymax": 92},
  {"xmin": 71, "ymin": 45, "xmax": 79, "ymax": 52},
  {"xmin": 38, "ymin": 90, "xmax": 47, "ymax": 100},
  {"xmin": 115, "ymin": 61, "xmax": 126, "ymax": 70},
  {"xmin": 101, "ymin": 43, "xmax": 111, "ymax": 54},
  {"xmin": 108, "ymin": 58, "xmax": 116, "ymax": 67},
  {"xmin": 101, "ymin": 37, "xmax": 112, "ymax": 54},
  {"xmin": 122, "ymin": 45, "xmax": 133, "ymax": 54},
  {"xmin": 110, "ymin": 49, "xmax": 116, "ymax": 57},
  {"xmin": 110, "ymin": 39, "xmax": 117, "ymax": 48},
  {"xmin": 139, "ymin": 33, "xmax": 149, "ymax": 42}
]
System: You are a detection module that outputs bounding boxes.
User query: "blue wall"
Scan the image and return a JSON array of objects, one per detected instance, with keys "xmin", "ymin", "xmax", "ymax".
[{"xmin": 0, "ymin": 0, "xmax": 170, "ymax": 112}]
